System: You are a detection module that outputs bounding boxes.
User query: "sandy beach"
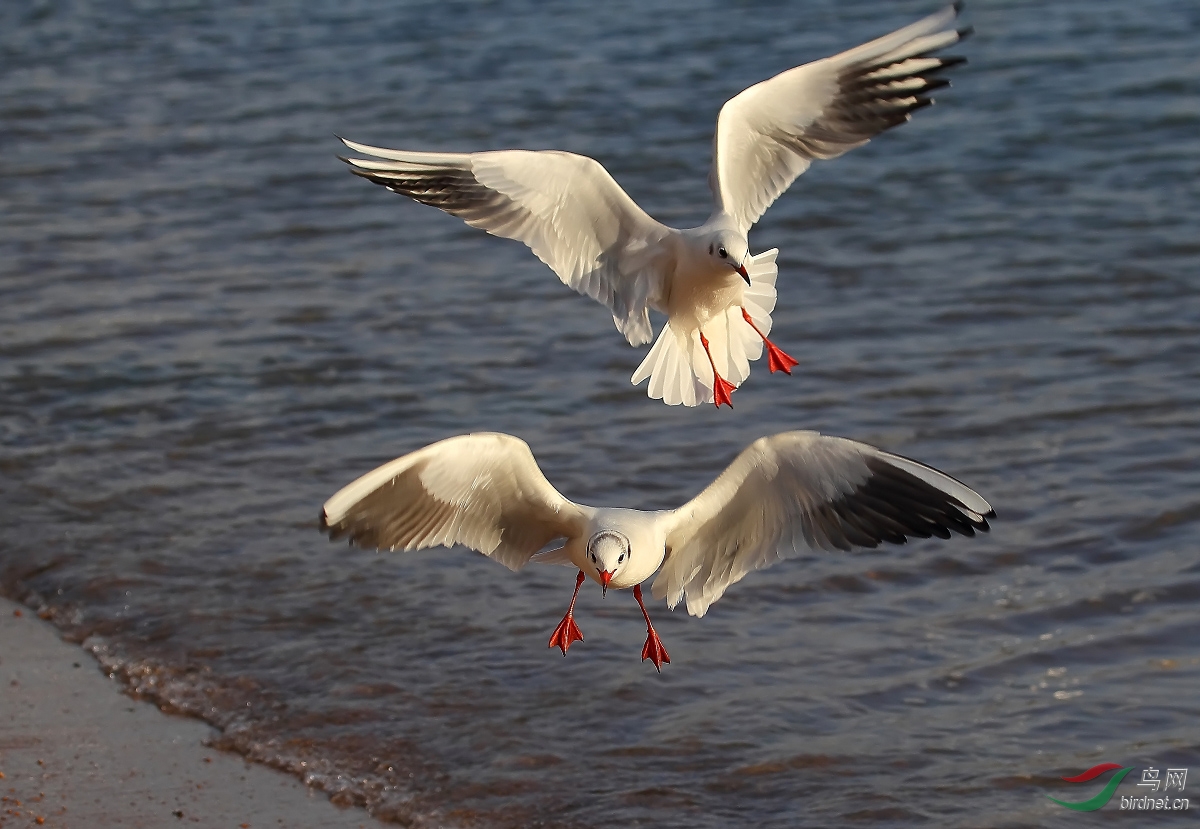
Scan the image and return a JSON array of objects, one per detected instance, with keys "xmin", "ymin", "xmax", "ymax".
[{"xmin": 0, "ymin": 597, "xmax": 384, "ymax": 829}]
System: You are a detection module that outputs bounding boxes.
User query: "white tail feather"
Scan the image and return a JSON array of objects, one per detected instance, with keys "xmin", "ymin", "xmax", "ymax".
[{"xmin": 631, "ymin": 249, "xmax": 780, "ymax": 406}]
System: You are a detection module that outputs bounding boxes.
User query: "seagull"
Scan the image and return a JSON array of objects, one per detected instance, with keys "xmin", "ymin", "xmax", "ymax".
[
  {"xmin": 338, "ymin": 5, "xmax": 971, "ymax": 408},
  {"xmin": 320, "ymin": 431, "xmax": 994, "ymax": 670}
]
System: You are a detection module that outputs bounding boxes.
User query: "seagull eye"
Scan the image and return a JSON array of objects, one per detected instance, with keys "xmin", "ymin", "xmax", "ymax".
[
  {"xmin": 718, "ymin": 247, "xmax": 727, "ymax": 258},
  {"xmin": 618, "ymin": 554, "xmax": 625, "ymax": 563}
]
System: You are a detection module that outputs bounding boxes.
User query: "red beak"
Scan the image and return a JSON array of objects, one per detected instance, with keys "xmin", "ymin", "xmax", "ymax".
[
  {"xmin": 599, "ymin": 570, "xmax": 613, "ymax": 595},
  {"xmin": 736, "ymin": 263, "xmax": 750, "ymax": 285}
]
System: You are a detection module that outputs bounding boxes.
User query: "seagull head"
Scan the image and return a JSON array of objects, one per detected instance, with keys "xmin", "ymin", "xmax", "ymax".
[
  {"xmin": 707, "ymin": 233, "xmax": 751, "ymax": 284},
  {"xmin": 585, "ymin": 529, "xmax": 631, "ymax": 596}
]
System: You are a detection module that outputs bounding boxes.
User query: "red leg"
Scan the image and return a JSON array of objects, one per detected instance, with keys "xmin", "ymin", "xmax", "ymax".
[
  {"xmin": 741, "ymin": 308, "xmax": 799, "ymax": 374},
  {"xmin": 633, "ymin": 584, "xmax": 670, "ymax": 671},
  {"xmin": 548, "ymin": 571, "xmax": 586, "ymax": 656},
  {"xmin": 698, "ymin": 332, "xmax": 736, "ymax": 408}
]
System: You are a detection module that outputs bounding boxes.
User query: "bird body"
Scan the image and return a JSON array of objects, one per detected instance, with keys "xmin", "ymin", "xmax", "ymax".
[
  {"xmin": 661, "ymin": 224, "xmax": 748, "ymax": 333},
  {"xmin": 539, "ymin": 507, "xmax": 670, "ymax": 592},
  {"xmin": 340, "ymin": 5, "xmax": 970, "ymax": 406},
  {"xmin": 321, "ymin": 430, "xmax": 994, "ymax": 668}
]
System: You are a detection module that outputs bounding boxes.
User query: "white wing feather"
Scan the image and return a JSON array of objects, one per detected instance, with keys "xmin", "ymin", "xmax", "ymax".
[
  {"xmin": 322, "ymin": 433, "xmax": 588, "ymax": 571},
  {"xmin": 652, "ymin": 431, "xmax": 993, "ymax": 616},
  {"xmin": 712, "ymin": 4, "xmax": 969, "ymax": 232},
  {"xmin": 341, "ymin": 140, "xmax": 672, "ymax": 346}
]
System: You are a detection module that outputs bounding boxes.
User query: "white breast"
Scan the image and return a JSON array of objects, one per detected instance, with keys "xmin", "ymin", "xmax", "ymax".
[{"xmin": 587, "ymin": 508, "xmax": 670, "ymax": 590}]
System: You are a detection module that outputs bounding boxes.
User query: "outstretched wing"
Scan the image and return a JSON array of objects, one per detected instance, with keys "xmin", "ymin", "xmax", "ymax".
[
  {"xmin": 712, "ymin": 4, "xmax": 970, "ymax": 233},
  {"xmin": 653, "ymin": 431, "xmax": 994, "ymax": 617},
  {"xmin": 340, "ymin": 139, "xmax": 672, "ymax": 346},
  {"xmin": 321, "ymin": 433, "xmax": 589, "ymax": 571}
]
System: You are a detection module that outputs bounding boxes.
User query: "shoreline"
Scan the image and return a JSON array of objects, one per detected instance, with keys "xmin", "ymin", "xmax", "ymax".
[{"xmin": 0, "ymin": 596, "xmax": 385, "ymax": 829}]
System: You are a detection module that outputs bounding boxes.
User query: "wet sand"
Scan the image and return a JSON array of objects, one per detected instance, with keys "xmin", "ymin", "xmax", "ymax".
[{"xmin": 0, "ymin": 597, "xmax": 383, "ymax": 829}]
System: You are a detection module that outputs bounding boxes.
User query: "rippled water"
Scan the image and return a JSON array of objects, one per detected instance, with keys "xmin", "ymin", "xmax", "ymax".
[{"xmin": 3, "ymin": 0, "xmax": 1199, "ymax": 826}]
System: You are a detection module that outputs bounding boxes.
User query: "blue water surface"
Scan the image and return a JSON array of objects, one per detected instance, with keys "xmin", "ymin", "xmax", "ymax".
[{"xmin": 2, "ymin": 0, "xmax": 1198, "ymax": 826}]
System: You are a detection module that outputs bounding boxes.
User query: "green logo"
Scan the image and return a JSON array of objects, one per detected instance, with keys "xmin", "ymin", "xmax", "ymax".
[{"xmin": 1047, "ymin": 763, "xmax": 1133, "ymax": 811}]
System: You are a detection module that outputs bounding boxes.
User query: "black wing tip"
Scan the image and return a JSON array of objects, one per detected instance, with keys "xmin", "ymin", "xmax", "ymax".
[
  {"xmin": 956, "ymin": 25, "xmax": 975, "ymax": 41},
  {"xmin": 348, "ymin": 167, "xmax": 389, "ymax": 185},
  {"xmin": 949, "ymin": 499, "xmax": 996, "ymax": 534},
  {"xmin": 319, "ymin": 508, "xmax": 355, "ymax": 544},
  {"xmin": 957, "ymin": 504, "xmax": 996, "ymax": 535},
  {"xmin": 952, "ymin": 1, "xmax": 964, "ymax": 14},
  {"xmin": 856, "ymin": 456, "xmax": 995, "ymax": 543},
  {"xmin": 970, "ymin": 507, "xmax": 997, "ymax": 531}
]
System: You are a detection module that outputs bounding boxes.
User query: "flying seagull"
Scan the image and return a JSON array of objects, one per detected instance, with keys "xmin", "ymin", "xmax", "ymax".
[
  {"xmin": 320, "ymin": 431, "xmax": 994, "ymax": 670},
  {"xmin": 339, "ymin": 5, "xmax": 971, "ymax": 407}
]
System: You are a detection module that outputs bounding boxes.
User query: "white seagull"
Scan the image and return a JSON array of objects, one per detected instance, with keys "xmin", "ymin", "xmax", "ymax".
[
  {"xmin": 338, "ymin": 5, "xmax": 971, "ymax": 408},
  {"xmin": 320, "ymin": 431, "xmax": 994, "ymax": 670}
]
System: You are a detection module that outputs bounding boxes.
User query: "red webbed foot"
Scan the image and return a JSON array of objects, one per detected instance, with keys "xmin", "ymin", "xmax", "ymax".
[
  {"xmin": 741, "ymin": 308, "xmax": 798, "ymax": 374},
  {"xmin": 548, "ymin": 570, "xmax": 587, "ymax": 656},
  {"xmin": 764, "ymin": 340, "xmax": 799, "ymax": 374},
  {"xmin": 548, "ymin": 615, "xmax": 584, "ymax": 656},
  {"xmin": 640, "ymin": 628, "xmax": 671, "ymax": 671},
  {"xmin": 633, "ymin": 584, "xmax": 670, "ymax": 671},
  {"xmin": 698, "ymin": 331, "xmax": 736, "ymax": 409},
  {"xmin": 711, "ymin": 373, "xmax": 736, "ymax": 408}
]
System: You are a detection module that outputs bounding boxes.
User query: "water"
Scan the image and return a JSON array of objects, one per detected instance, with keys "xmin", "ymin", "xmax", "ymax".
[{"xmin": 3, "ymin": 0, "xmax": 1198, "ymax": 825}]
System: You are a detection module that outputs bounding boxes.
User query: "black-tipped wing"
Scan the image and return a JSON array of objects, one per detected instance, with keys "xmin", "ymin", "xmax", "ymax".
[
  {"xmin": 321, "ymin": 433, "xmax": 588, "ymax": 571},
  {"xmin": 713, "ymin": 4, "xmax": 970, "ymax": 233},
  {"xmin": 339, "ymin": 139, "xmax": 671, "ymax": 346},
  {"xmin": 654, "ymin": 431, "xmax": 994, "ymax": 617}
]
